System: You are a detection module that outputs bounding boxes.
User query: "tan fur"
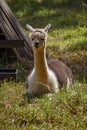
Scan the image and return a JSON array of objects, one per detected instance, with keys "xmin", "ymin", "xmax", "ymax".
[{"xmin": 26, "ymin": 24, "xmax": 74, "ymax": 96}]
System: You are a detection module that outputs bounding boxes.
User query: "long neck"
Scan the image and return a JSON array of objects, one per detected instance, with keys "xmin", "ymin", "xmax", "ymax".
[{"xmin": 34, "ymin": 47, "xmax": 48, "ymax": 77}]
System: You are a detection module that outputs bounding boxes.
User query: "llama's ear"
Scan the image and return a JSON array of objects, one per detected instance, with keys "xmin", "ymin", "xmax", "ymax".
[
  {"xmin": 26, "ymin": 24, "xmax": 35, "ymax": 32},
  {"xmin": 44, "ymin": 23, "xmax": 51, "ymax": 32}
]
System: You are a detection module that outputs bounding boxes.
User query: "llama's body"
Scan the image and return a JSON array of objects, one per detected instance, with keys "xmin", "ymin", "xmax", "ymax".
[
  {"xmin": 48, "ymin": 59, "xmax": 73, "ymax": 88},
  {"xmin": 26, "ymin": 24, "xmax": 74, "ymax": 96},
  {"xmin": 26, "ymin": 47, "xmax": 58, "ymax": 96}
]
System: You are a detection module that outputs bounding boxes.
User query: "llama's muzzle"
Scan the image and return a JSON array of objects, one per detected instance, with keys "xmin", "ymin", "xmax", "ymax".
[{"xmin": 34, "ymin": 41, "xmax": 39, "ymax": 48}]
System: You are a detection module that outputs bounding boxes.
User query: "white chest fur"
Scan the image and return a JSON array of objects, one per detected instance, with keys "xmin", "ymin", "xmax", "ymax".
[{"xmin": 26, "ymin": 67, "xmax": 59, "ymax": 95}]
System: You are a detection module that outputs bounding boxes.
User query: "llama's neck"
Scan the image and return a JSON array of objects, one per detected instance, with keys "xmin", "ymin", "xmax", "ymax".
[{"xmin": 34, "ymin": 48, "xmax": 48, "ymax": 79}]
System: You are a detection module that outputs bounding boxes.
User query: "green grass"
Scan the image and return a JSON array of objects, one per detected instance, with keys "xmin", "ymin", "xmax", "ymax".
[
  {"xmin": 47, "ymin": 26, "xmax": 87, "ymax": 52},
  {"xmin": 5, "ymin": 0, "xmax": 87, "ymax": 77},
  {"xmin": 0, "ymin": 81, "xmax": 87, "ymax": 130},
  {"xmin": 6, "ymin": 0, "xmax": 87, "ymax": 28},
  {"xmin": 0, "ymin": 1, "xmax": 87, "ymax": 129}
]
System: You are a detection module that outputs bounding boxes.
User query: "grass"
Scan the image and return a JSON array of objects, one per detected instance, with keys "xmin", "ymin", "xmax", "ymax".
[
  {"xmin": 47, "ymin": 26, "xmax": 87, "ymax": 81},
  {"xmin": 0, "ymin": 0, "xmax": 87, "ymax": 129},
  {"xmin": 47, "ymin": 26, "xmax": 87, "ymax": 53},
  {"xmin": 0, "ymin": 81, "xmax": 87, "ymax": 130},
  {"xmin": 5, "ymin": 0, "xmax": 87, "ymax": 78}
]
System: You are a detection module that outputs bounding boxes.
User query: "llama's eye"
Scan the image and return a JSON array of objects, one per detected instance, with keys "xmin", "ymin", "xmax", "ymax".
[{"xmin": 41, "ymin": 38, "xmax": 44, "ymax": 41}]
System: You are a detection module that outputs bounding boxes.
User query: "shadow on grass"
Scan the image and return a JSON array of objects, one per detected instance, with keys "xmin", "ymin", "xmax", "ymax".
[
  {"xmin": 4, "ymin": 0, "xmax": 87, "ymax": 83},
  {"xmin": 6, "ymin": 0, "xmax": 87, "ymax": 29}
]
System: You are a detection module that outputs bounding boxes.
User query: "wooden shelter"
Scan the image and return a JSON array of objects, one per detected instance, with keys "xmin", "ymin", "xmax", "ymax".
[{"xmin": 0, "ymin": 0, "xmax": 33, "ymax": 62}]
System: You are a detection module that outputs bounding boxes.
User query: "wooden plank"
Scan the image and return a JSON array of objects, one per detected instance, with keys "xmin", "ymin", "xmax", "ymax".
[
  {"xmin": 0, "ymin": 8, "xmax": 19, "ymax": 40},
  {"xmin": 0, "ymin": 15, "xmax": 11, "ymax": 40},
  {"xmin": 13, "ymin": 48, "xmax": 24, "ymax": 60},
  {"xmin": 0, "ymin": 9, "xmax": 26, "ymax": 60},
  {"xmin": 0, "ymin": 0, "xmax": 33, "ymax": 61},
  {"xmin": 0, "ymin": 40, "xmax": 24, "ymax": 48},
  {"xmin": 18, "ymin": 48, "xmax": 25, "ymax": 58},
  {"xmin": 0, "ymin": 13, "xmax": 15, "ymax": 40},
  {"xmin": 0, "ymin": 0, "xmax": 33, "ymax": 54},
  {"xmin": 0, "ymin": 4, "xmax": 33, "ymax": 60},
  {"xmin": 0, "ymin": 13, "xmax": 20, "ymax": 54},
  {"xmin": 0, "ymin": 16, "xmax": 23, "ymax": 60},
  {"xmin": 0, "ymin": 10, "xmax": 26, "ymax": 59}
]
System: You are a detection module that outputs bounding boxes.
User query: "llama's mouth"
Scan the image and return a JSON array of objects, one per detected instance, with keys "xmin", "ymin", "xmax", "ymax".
[
  {"xmin": 34, "ymin": 42, "xmax": 40, "ymax": 48},
  {"xmin": 34, "ymin": 44, "xmax": 39, "ymax": 48}
]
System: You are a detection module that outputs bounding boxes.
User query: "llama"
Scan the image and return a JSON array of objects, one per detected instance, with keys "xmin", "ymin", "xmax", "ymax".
[{"xmin": 26, "ymin": 24, "xmax": 74, "ymax": 96}]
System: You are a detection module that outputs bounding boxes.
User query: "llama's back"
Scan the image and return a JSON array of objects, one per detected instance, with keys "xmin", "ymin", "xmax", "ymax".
[{"xmin": 48, "ymin": 59, "xmax": 74, "ymax": 87}]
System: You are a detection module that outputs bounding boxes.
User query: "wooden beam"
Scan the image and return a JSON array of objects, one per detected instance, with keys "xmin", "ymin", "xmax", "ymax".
[
  {"xmin": 0, "ymin": 40, "xmax": 24, "ymax": 48},
  {"xmin": 0, "ymin": 0, "xmax": 33, "ymax": 54},
  {"xmin": 0, "ymin": 0, "xmax": 33, "ymax": 61}
]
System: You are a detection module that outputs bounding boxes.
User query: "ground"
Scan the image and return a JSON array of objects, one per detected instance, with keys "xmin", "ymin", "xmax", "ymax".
[
  {"xmin": 0, "ymin": 81, "xmax": 87, "ymax": 130},
  {"xmin": 0, "ymin": 0, "xmax": 87, "ymax": 129},
  {"xmin": 3, "ymin": 0, "xmax": 87, "ymax": 80}
]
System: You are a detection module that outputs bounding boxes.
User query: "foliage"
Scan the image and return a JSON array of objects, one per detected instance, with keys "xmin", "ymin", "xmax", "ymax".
[
  {"xmin": 4, "ymin": 0, "xmax": 87, "ymax": 76},
  {"xmin": 0, "ymin": 49, "xmax": 17, "ymax": 67},
  {"xmin": 0, "ymin": 1, "xmax": 87, "ymax": 129},
  {"xmin": 0, "ymin": 81, "xmax": 87, "ymax": 130},
  {"xmin": 6, "ymin": 0, "xmax": 87, "ymax": 28}
]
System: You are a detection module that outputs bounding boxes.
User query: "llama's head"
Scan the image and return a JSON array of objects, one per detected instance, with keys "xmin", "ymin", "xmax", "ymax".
[{"xmin": 26, "ymin": 24, "xmax": 51, "ymax": 49}]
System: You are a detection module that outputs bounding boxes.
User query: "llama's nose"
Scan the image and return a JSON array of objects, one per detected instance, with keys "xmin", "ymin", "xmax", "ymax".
[{"xmin": 34, "ymin": 41, "xmax": 39, "ymax": 48}]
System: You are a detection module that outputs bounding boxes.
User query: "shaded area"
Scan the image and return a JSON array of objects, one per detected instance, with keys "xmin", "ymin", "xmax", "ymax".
[
  {"xmin": 0, "ymin": 48, "xmax": 17, "ymax": 67},
  {"xmin": 6, "ymin": 0, "xmax": 87, "ymax": 28},
  {"xmin": 0, "ymin": 29, "xmax": 17, "ymax": 67},
  {"xmin": 0, "ymin": 0, "xmax": 33, "ymax": 63},
  {"xmin": 4, "ymin": 0, "xmax": 87, "ymax": 81}
]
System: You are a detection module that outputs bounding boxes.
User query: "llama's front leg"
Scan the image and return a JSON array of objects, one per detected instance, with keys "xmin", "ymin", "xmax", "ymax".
[
  {"xmin": 26, "ymin": 82, "xmax": 33, "ymax": 95},
  {"xmin": 23, "ymin": 84, "xmax": 35, "ymax": 102}
]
